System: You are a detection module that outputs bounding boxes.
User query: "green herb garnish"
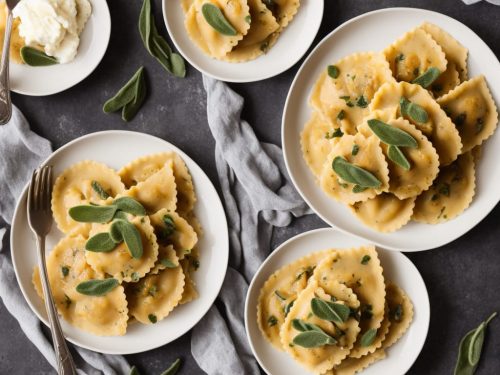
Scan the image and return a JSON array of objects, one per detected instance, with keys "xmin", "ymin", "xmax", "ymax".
[
  {"xmin": 454, "ymin": 113, "xmax": 467, "ymax": 126},
  {"xmin": 69, "ymin": 205, "xmax": 117, "ymax": 223},
  {"xmin": 110, "ymin": 219, "xmax": 144, "ymax": 258},
  {"xmin": 327, "ymin": 65, "xmax": 340, "ymax": 79},
  {"xmin": 400, "ymin": 97, "xmax": 429, "ymax": 124},
  {"xmin": 20, "ymin": 46, "xmax": 58, "ymax": 66},
  {"xmin": 160, "ymin": 358, "xmax": 182, "ymax": 375},
  {"xmin": 244, "ymin": 15, "xmax": 251, "ymax": 23},
  {"xmin": 361, "ymin": 255, "xmax": 371, "ymax": 265},
  {"xmin": 113, "ymin": 197, "xmax": 147, "ymax": 216},
  {"xmin": 367, "ymin": 119, "xmax": 418, "ymax": 148},
  {"xmin": 284, "ymin": 300, "xmax": 295, "ymax": 317},
  {"xmin": 360, "ymin": 328, "xmax": 377, "ymax": 347},
  {"xmin": 351, "ymin": 144, "xmax": 359, "ymax": 156},
  {"xmin": 352, "ymin": 185, "xmax": 367, "ymax": 193},
  {"xmin": 161, "ymin": 258, "xmax": 177, "ymax": 268},
  {"xmin": 268, "ymin": 315, "xmax": 278, "ymax": 327},
  {"xmin": 390, "ymin": 304, "xmax": 403, "ymax": 322},
  {"xmin": 325, "ymin": 128, "xmax": 343, "ymax": 139},
  {"xmin": 85, "ymin": 232, "xmax": 118, "ymax": 253},
  {"xmin": 412, "ymin": 67, "xmax": 441, "ymax": 88},
  {"xmin": 274, "ymin": 290, "xmax": 287, "ymax": 301},
  {"xmin": 292, "ymin": 328, "xmax": 337, "ymax": 348},
  {"xmin": 148, "ymin": 313, "xmax": 158, "ymax": 323},
  {"xmin": 311, "ymin": 297, "xmax": 350, "ymax": 323},
  {"xmin": 91, "ymin": 181, "xmax": 110, "ymax": 199},
  {"xmin": 388, "ymin": 145, "xmax": 411, "ymax": 170},
  {"xmin": 76, "ymin": 278, "xmax": 119, "ymax": 296},
  {"xmin": 337, "ymin": 110, "xmax": 346, "ymax": 120},
  {"xmin": 332, "ymin": 156, "xmax": 381, "ymax": 188},
  {"xmin": 61, "ymin": 266, "xmax": 70, "ymax": 277},
  {"xmin": 201, "ymin": 3, "xmax": 237, "ymax": 36},
  {"xmin": 356, "ymin": 95, "xmax": 368, "ymax": 108}
]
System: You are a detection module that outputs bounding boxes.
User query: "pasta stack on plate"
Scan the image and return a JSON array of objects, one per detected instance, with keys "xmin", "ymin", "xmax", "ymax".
[
  {"xmin": 301, "ymin": 23, "xmax": 498, "ymax": 232},
  {"xmin": 257, "ymin": 246, "xmax": 413, "ymax": 375},
  {"xmin": 32, "ymin": 152, "xmax": 201, "ymax": 336}
]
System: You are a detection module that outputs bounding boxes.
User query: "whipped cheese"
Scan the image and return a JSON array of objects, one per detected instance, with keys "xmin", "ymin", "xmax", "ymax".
[{"xmin": 13, "ymin": 0, "xmax": 91, "ymax": 63}]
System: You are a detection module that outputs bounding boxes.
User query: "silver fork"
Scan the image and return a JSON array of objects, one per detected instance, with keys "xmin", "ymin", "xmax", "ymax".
[{"xmin": 27, "ymin": 166, "xmax": 77, "ymax": 375}]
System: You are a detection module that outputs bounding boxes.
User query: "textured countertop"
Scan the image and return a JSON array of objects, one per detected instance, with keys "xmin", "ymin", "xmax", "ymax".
[{"xmin": 1, "ymin": 0, "xmax": 499, "ymax": 374}]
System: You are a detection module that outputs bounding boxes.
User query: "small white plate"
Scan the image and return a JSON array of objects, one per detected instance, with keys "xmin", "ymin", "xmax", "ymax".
[
  {"xmin": 10, "ymin": 0, "xmax": 111, "ymax": 96},
  {"xmin": 245, "ymin": 228, "xmax": 429, "ymax": 375},
  {"xmin": 10, "ymin": 131, "xmax": 229, "ymax": 354},
  {"xmin": 282, "ymin": 8, "xmax": 500, "ymax": 251},
  {"xmin": 162, "ymin": 0, "xmax": 324, "ymax": 82}
]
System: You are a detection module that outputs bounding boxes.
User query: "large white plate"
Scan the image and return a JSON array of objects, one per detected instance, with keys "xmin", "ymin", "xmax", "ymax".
[
  {"xmin": 10, "ymin": 0, "xmax": 110, "ymax": 96},
  {"xmin": 282, "ymin": 8, "xmax": 500, "ymax": 251},
  {"xmin": 163, "ymin": 0, "xmax": 324, "ymax": 82},
  {"xmin": 10, "ymin": 130, "xmax": 229, "ymax": 354},
  {"xmin": 245, "ymin": 228, "xmax": 430, "ymax": 375}
]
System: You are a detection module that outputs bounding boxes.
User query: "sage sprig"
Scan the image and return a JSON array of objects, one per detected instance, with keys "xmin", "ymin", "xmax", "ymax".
[
  {"xmin": 292, "ymin": 319, "xmax": 337, "ymax": 348},
  {"xmin": 292, "ymin": 319, "xmax": 323, "ymax": 333},
  {"xmin": 91, "ymin": 181, "xmax": 110, "ymax": 199},
  {"xmin": 76, "ymin": 278, "xmax": 119, "ymax": 296},
  {"xmin": 113, "ymin": 197, "xmax": 147, "ymax": 216},
  {"xmin": 110, "ymin": 219, "xmax": 144, "ymax": 258},
  {"xmin": 454, "ymin": 312, "xmax": 497, "ymax": 375},
  {"xmin": 388, "ymin": 145, "xmax": 411, "ymax": 170},
  {"xmin": 20, "ymin": 46, "xmax": 58, "ymax": 66},
  {"xmin": 85, "ymin": 232, "xmax": 117, "ymax": 252},
  {"xmin": 69, "ymin": 205, "xmax": 117, "ymax": 223},
  {"xmin": 332, "ymin": 156, "xmax": 382, "ymax": 188},
  {"xmin": 412, "ymin": 67, "xmax": 441, "ymax": 88},
  {"xmin": 311, "ymin": 298, "xmax": 350, "ymax": 323},
  {"xmin": 201, "ymin": 3, "xmax": 237, "ymax": 36},
  {"xmin": 360, "ymin": 328, "xmax": 377, "ymax": 347},
  {"xmin": 400, "ymin": 97, "xmax": 429, "ymax": 124},
  {"xmin": 160, "ymin": 358, "xmax": 182, "ymax": 375},
  {"xmin": 367, "ymin": 119, "xmax": 417, "ymax": 148}
]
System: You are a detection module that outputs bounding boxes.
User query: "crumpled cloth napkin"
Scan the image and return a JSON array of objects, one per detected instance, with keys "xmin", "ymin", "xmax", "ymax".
[
  {"xmin": 462, "ymin": 0, "xmax": 500, "ymax": 5},
  {"xmin": 190, "ymin": 77, "xmax": 311, "ymax": 374},
  {"xmin": 0, "ymin": 107, "xmax": 130, "ymax": 375}
]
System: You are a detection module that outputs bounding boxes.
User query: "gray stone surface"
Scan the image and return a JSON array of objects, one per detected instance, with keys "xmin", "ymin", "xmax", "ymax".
[{"xmin": 1, "ymin": 0, "xmax": 499, "ymax": 374}]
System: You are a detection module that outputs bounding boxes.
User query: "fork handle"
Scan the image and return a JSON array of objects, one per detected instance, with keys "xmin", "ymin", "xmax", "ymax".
[
  {"xmin": 36, "ymin": 235, "xmax": 77, "ymax": 375},
  {"xmin": 0, "ymin": 7, "xmax": 12, "ymax": 125}
]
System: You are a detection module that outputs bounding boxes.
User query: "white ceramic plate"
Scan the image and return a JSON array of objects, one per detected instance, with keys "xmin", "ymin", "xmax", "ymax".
[
  {"xmin": 10, "ymin": 131, "xmax": 229, "ymax": 354},
  {"xmin": 282, "ymin": 8, "xmax": 500, "ymax": 251},
  {"xmin": 163, "ymin": 0, "xmax": 324, "ymax": 82},
  {"xmin": 10, "ymin": 0, "xmax": 110, "ymax": 96},
  {"xmin": 245, "ymin": 228, "xmax": 429, "ymax": 375}
]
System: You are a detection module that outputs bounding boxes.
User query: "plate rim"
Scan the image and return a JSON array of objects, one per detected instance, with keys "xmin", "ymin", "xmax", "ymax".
[
  {"xmin": 281, "ymin": 7, "xmax": 500, "ymax": 252},
  {"xmin": 11, "ymin": 0, "xmax": 111, "ymax": 96},
  {"xmin": 244, "ymin": 227, "xmax": 430, "ymax": 375},
  {"xmin": 162, "ymin": 0, "xmax": 325, "ymax": 83},
  {"xmin": 10, "ymin": 129, "xmax": 229, "ymax": 354}
]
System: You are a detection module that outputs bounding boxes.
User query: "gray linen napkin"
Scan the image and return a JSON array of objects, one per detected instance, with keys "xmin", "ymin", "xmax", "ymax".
[
  {"xmin": 191, "ymin": 76, "xmax": 311, "ymax": 374},
  {"xmin": 0, "ymin": 107, "xmax": 130, "ymax": 375}
]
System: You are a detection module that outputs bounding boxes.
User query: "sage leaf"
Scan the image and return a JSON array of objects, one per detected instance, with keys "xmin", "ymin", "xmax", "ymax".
[
  {"xmin": 160, "ymin": 358, "xmax": 181, "ymax": 375},
  {"xmin": 139, "ymin": 0, "xmax": 153, "ymax": 54},
  {"xmin": 311, "ymin": 298, "xmax": 350, "ymax": 323},
  {"xmin": 360, "ymin": 328, "xmax": 377, "ymax": 347},
  {"xmin": 110, "ymin": 219, "xmax": 143, "ymax": 258},
  {"xmin": 352, "ymin": 185, "xmax": 367, "ymax": 193},
  {"xmin": 466, "ymin": 312, "xmax": 497, "ymax": 368},
  {"xmin": 284, "ymin": 300, "xmax": 295, "ymax": 317},
  {"xmin": 291, "ymin": 319, "xmax": 323, "ymax": 333},
  {"xmin": 122, "ymin": 68, "xmax": 147, "ymax": 122},
  {"xmin": 129, "ymin": 366, "xmax": 140, "ymax": 375},
  {"xmin": 388, "ymin": 145, "xmax": 411, "ymax": 170},
  {"xmin": 160, "ymin": 258, "xmax": 177, "ymax": 268},
  {"xmin": 400, "ymin": 97, "xmax": 429, "ymax": 124},
  {"xmin": 367, "ymin": 119, "xmax": 417, "ymax": 148},
  {"xmin": 274, "ymin": 290, "xmax": 287, "ymax": 300},
  {"xmin": 293, "ymin": 330, "xmax": 337, "ymax": 348},
  {"xmin": 113, "ymin": 197, "xmax": 146, "ymax": 216},
  {"xmin": 327, "ymin": 65, "xmax": 339, "ymax": 79},
  {"xmin": 412, "ymin": 67, "xmax": 441, "ymax": 88},
  {"xmin": 69, "ymin": 205, "xmax": 117, "ymax": 223},
  {"xmin": 162, "ymin": 214, "xmax": 176, "ymax": 236},
  {"xmin": 170, "ymin": 52, "xmax": 186, "ymax": 78},
  {"xmin": 20, "ymin": 46, "xmax": 58, "ymax": 66},
  {"xmin": 91, "ymin": 181, "xmax": 110, "ymax": 199},
  {"xmin": 148, "ymin": 314, "xmax": 157, "ymax": 323},
  {"xmin": 201, "ymin": 3, "xmax": 237, "ymax": 36},
  {"xmin": 361, "ymin": 255, "xmax": 371, "ymax": 265},
  {"xmin": 332, "ymin": 156, "xmax": 382, "ymax": 188},
  {"xmin": 103, "ymin": 67, "xmax": 145, "ymax": 114},
  {"xmin": 85, "ymin": 232, "xmax": 117, "ymax": 252},
  {"xmin": 109, "ymin": 220, "xmax": 124, "ymax": 243},
  {"xmin": 76, "ymin": 278, "xmax": 119, "ymax": 296}
]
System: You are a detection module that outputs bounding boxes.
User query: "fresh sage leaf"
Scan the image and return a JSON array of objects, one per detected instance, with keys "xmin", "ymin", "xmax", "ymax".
[
  {"xmin": 332, "ymin": 156, "xmax": 381, "ymax": 188},
  {"xmin": 327, "ymin": 65, "xmax": 339, "ymax": 79},
  {"xmin": 148, "ymin": 313, "xmax": 157, "ymax": 323},
  {"xmin": 284, "ymin": 300, "xmax": 295, "ymax": 317},
  {"xmin": 367, "ymin": 119, "xmax": 418, "ymax": 148},
  {"xmin": 69, "ymin": 205, "xmax": 117, "ymax": 223},
  {"xmin": 293, "ymin": 330, "xmax": 337, "ymax": 348},
  {"xmin": 360, "ymin": 328, "xmax": 377, "ymax": 347},
  {"xmin": 412, "ymin": 67, "xmax": 441, "ymax": 88},
  {"xmin": 103, "ymin": 67, "xmax": 145, "ymax": 113},
  {"xmin": 139, "ymin": 0, "xmax": 153, "ymax": 54},
  {"xmin": 400, "ymin": 97, "xmax": 429, "ymax": 124},
  {"xmin": 292, "ymin": 319, "xmax": 323, "ymax": 333},
  {"xmin": 352, "ymin": 185, "xmax": 367, "ymax": 193},
  {"xmin": 76, "ymin": 278, "xmax": 119, "ymax": 296},
  {"xmin": 129, "ymin": 365, "xmax": 140, "ymax": 375},
  {"xmin": 388, "ymin": 145, "xmax": 411, "ymax": 170},
  {"xmin": 110, "ymin": 219, "xmax": 143, "ymax": 258},
  {"xmin": 274, "ymin": 290, "xmax": 287, "ymax": 301},
  {"xmin": 91, "ymin": 181, "xmax": 110, "ymax": 199},
  {"xmin": 162, "ymin": 215, "xmax": 176, "ymax": 236},
  {"xmin": 160, "ymin": 258, "xmax": 177, "ymax": 268},
  {"xmin": 311, "ymin": 298, "xmax": 350, "ymax": 323},
  {"xmin": 361, "ymin": 255, "xmax": 371, "ymax": 265},
  {"xmin": 85, "ymin": 232, "xmax": 117, "ymax": 252},
  {"xmin": 468, "ymin": 312, "xmax": 497, "ymax": 366},
  {"xmin": 201, "ymin": 3, "xmax": 237, "ymax": 36},
  {"xmin": 113, "ymin": 197, "xmax": 146, "ymax": 216},
  {"xmin": 160, "ymin": 358, "xmax": 181, "ymax": 375},
  {"xmin": 169, "ymin": 52, "xmax": 186, "ymax": 78},
  {"xmin": 122, "ymin": 68, "xmax": 147, "ymax": 122},
  {"xmin": 109, "ymin": 220, "xmax": 124, "ymax": 243},
  {"xmin": 20, "ymin": 46, "xmax": 58, "ymax": 66}
]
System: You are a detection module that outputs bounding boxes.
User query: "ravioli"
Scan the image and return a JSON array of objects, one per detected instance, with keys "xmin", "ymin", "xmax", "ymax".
[
  {"xmin": 85, "ymin": 215, "xmax": 159, "ymax": 282},
  {"xmin": 319, "ymin": 133, "xmax": 390, "ymax": 205},
  {"xmin": 280, "ymin": 279, "xmax": 360, "ymax": 374},
  {"xmin": 370, "ymin": 81, "xmax": 462, "ymax": 166},
  {"xmin": 149, "ymin": 244, "xmax": 178, "ymax": 275},
  {"xmin": 413, "ymin": 152, "xmax": 475, "ymax": 224},
  {"xmin": 429, "ymin": 61, "xmax": 460, "ymax": 97},
  {"xmin": 359, "ymin": 114, "xmax": 439, "ymax": 199},
  {"xmin": 185, "ymin": 0, "xmax": 250, "ymax": 59},
  {"xmin": 350, "ymin": 193, "xmax": 416, "ymax": 233},
  {"xmin": 329, "ymin": 350, "xmax": 387, "ymax": 375},
  {"xmin": 52, "ymin": 161, "xmax": 125, "ymax": 234},
  {"xmin": 437, "ymin": 75, "xmax": 498, "ymax": 154},
  {"xmin": 310, "ymin": 52, "xmax": 395, "ymax": 135},
  {"xmin": 179, "ymin": 257, "xmax": 199, "ymax": 304},
  {"xmin": 382, "ymin": 281, "xmax": 414, "ymax": 349},
  {"xmin": 383, "ymin": 27, "xmax": 447, "ymax": 83},
  {"xmin": 270, "ymin": 0, "xmax": 300, "ymax": 30}
]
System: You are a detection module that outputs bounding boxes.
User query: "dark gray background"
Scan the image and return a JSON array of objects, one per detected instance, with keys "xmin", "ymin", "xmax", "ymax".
[{"xmin": 1, "ymin": 0, "xmax": 499, "ymax": 374}]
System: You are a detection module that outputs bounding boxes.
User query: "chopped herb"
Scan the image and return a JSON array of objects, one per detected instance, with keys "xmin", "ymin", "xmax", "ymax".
[
  {"xmin": 356, "ymin": 95, "xmax": 368, "ymax": 108},
  {"xmin": 431, "ymin": 194, "xmax": 439, "ymax": 201},
  {"xmin": 260, "ymin": 41, "xmax": 269, "ymax": 52},
  {"xmin": 327, "ymin": 65, "xmax": 340, "ymax": 79},
  {"xmin": 437, "ymin": 206, "xmax": 446, "ymax": 219},
  {"xmin": 339, "ymin": 95, "xmax": 350, "ymax": 101},
  {"xmin": 192, "ymin": 259, "xmax": 200, "ymax": 270},
  {"xmin": 351, "ymin": 144, "xmax": 360, "ymax": 156},
  {"xmin": 360, "ymin": 328, "xmax": 377, "ymax": 347},
  {"xmin": 438, "ymin": 183, "xmax": 450, "ymax": 197},
  {"xmin": 148, "ymin": 285, "xmax": 157, "ymax": 297},
  {"xmin": 274, "ymin": 290, "xmax": 287, "ymax": 301},
  {"xmin": 148, "ymin": 313, "xmax": 157, "ymax": 323},
  {"xmin": 268, "ymin": 315, "xmax": 278, "ymax": 327},
  {"xmin": 61, "ymin": 266, "xmax": 70, "ymax": 277},
  {"xmin": 337, "ymin": 110, "xmax": 346, "ymax": 120},
  {"xmin": 339, "ymin": 182, "xmax": 348, "ymax": 189},
  {"xmin": 131, "ymin": 272, "xmax": 140, "ymax": 282},
  {"xmin": 296, "ymin": 266, "xmax": 315, "ymax": 281},
  {"xmin": 162, "ymin": 215, "xmax": 176, "ymax": 236},
  {"xmin": 361, "ymin": 255, "xmax": 371, "ymax": 265},
  {"xmin": 454, "ymin": 113, "xmax": 467, "ymax": 126},
  {"xmin": 244, "ymin": 15, "xmax": 251, "ymax": 23},
  {"xmin": 391, "ymin": 304, "xmax": 403, "ymax": 322},
  {"xmin": 395, "ymin": 53, "xmax": 405, "ymax": 62},
  {"xmin": 325, "ymin": 128, "xmax": 343, "ymax": 139},
  {"xmin": 64, "ymin": 294, "xmax": 72, "ymax": 308},
  {"xmin": 284, "ymin": 300, "xmax": 295, "ymax": 317},
  {"xmin": 160, "ymin": 258, "xmax": 177, "ymax": 268},
  {"xmin": 91, "ymin": 181, "xmax": 110, "ymax": 199},
  {"xmin": 476, "ymin": 118, "xmax": 484, "ymax": 134},
  {"xmin": 413, "ymin": 67, "xmax": 420, "ymax": 77},
  {"xmin": 360, "ymin": 304, "xmax": 373, "ymax": 320}
]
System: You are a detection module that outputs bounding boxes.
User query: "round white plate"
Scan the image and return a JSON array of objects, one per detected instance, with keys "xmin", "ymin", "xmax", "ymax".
[
  {"xmin": 10, "ymin": 130, "xmax": 229, "ymax": 354},
  {"xmin": 163, "ymin": 0, "xmax": 324, "ymax": 82},
  {"xmin": 11, "ymin": 0, "xmax": 111, "ymax": 96},
  {"xmin": 245, "ymin": 228, "xmax": 429, "ymax": 375},
  {"xmin": 282, "ymin": 7, "xmax": 500, "ymax": 251}
]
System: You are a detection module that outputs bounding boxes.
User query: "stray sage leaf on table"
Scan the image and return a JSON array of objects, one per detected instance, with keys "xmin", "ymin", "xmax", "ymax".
[
  {"xmin": 160, "ymin": 358, "xmax": 182, "ymax": 375},
  {"xmin": 367, "ymin": 119, "xmax": 418, "ymax": 148},
  {"xmin": 311, "ymin": 297, "xmax": 350, "ymax": 323},
  {"xmin": 20, "ymin": 46, "xmax": 58, "ymax": 66},
  {"xmin": 201, "ymin": 3, "xmax": 237, "ymax": 36},
  {"xmin": 91, "ymin": 180, "xmax": 109, "ymax": 199},
  {"xmin": 400, "ymin": 97, "xmax": 429, "ymax": 124},
  {"xmin": 69, "ymin": 205, "xmax": 117, "ymax": 223},
  {"xmin": 103, "ymin": 67, "xmax": 145, "ymax": 113},
  {"xmin": 113, "ymin": 197, "xmax": 147, "ymax": 216},
  {"xmin": 76, "ymin": 278, "xmax": 119, "ymax": 296},
  {"xmin": 85, "ymin": 232, "xmax": 117, "ymax": 252},
  {"xmin": 412, "ymin": 67, "xmax": 441, "ymax": 88},
  {"xmin": 388, "ymin": 145, "xmax": 411, "ymax": 170},
  {"xmin": 110, "ymin": 219, "xmax": 144, "ymax": 258},
  {"xmin": 332, "ymin": 156, "xmax": 382, "ymax": 188},
  {"xmin": 122, "ymin": 68, "xmax": 147, "ymax": 122},
  {"xmin": 293, "ymin": 330, "xmax": 337, "ymax": 348},
  {"xmin": 129, "ymin": 366, "xmax": 140, "ymax": 375},
  {"xmin": 160, "ymin": 258, "xmax": 177, "ymax": 268},
  {"xmin": 360, "ymin": 328, "xmax": 377, "ymax": 347},
  {"xmin": 327, "ymin": 65, "xmax": 339, "ymax": 79}
]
